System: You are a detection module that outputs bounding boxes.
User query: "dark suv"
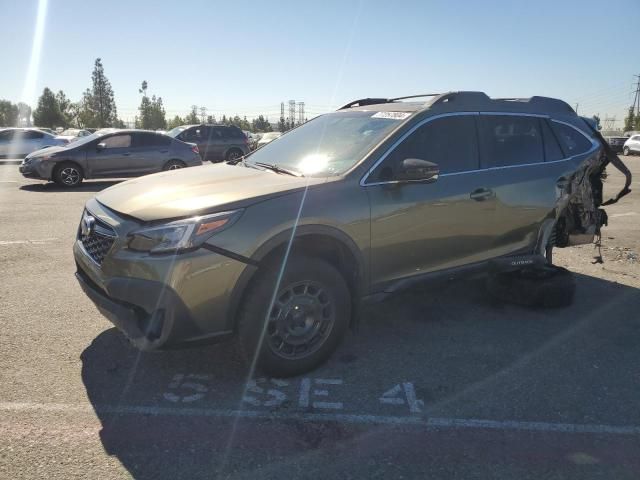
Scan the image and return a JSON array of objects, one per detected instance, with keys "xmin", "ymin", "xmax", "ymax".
[
  {"xmin": 74, "ymin": 92, "xmax": 631, "ymax": 376},
  {"xmin": 166, "ymin": 124, "xmax": 250, "ymax": 162}
]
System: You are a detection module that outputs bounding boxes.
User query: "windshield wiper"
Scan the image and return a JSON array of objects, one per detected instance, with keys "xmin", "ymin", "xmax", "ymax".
[{"xmin": 252, "ymin": 162, "xmax": 304, "ymax": 177}]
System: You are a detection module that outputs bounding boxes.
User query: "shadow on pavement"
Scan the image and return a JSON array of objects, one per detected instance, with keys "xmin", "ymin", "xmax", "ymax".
[
  {"xmin": 20, "ymin": 180, "xmax": 122, "ymax": 192},
  {"xmin": 80, "ymin": 273, "xmax": 640, "ymax": 479}
]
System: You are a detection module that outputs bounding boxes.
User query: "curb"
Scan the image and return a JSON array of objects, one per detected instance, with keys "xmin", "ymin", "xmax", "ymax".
[{"xmin": 0, "ymin": 160, "xmax": 22, "ymax": 165}]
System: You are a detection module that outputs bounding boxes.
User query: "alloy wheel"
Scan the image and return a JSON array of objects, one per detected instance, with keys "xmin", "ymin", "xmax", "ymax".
[{"xmin": 60, "ymin": 167, "xmax": 80, "ymax": 185}]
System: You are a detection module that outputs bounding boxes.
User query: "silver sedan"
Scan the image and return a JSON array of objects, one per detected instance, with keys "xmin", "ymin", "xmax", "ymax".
[{"xmin": 0, "ymin": 128, "xmax": 68, "ymax": 158}]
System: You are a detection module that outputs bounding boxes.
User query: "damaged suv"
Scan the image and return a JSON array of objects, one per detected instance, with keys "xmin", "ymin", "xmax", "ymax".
[{"xmin": 74, "ymin": 92, "xmax": 631, "ymax": 376}]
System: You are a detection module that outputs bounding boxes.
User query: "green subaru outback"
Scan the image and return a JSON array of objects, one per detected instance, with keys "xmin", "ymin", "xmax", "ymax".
[{"xmin": 74, "ymin": 92, "xmax": 631, "ymax": 376}]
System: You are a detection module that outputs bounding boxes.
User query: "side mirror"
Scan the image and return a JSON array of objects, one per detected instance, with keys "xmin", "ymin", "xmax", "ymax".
[
  {"xmin": 96, "ymin": 142, "xmax": 106, "ymax": 151},
  {"xmin": 395, "ymin": 158, "xmax": 439, "ymax": 183}
]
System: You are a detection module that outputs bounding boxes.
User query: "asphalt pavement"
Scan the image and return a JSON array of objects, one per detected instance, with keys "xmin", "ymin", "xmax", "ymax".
[{"xmin": 1, "ymin": 159, "xmax": 639, "ymax": 479}]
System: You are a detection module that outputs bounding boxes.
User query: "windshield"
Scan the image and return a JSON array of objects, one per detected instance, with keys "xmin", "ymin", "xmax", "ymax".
[
  {"xmin": 166, "ymin": 126, "xmax": 187, "ymax": 138},
  {"xmin": 61, "ymin": 129, "xmax": 79, "ymax": 136},
  {"xmin": 246, "ymin": 111, "xmax": 403, "ymax": 176},
  {"xmin": 64, "ymin": 131, "xmax": 102, "ymax": 148}
]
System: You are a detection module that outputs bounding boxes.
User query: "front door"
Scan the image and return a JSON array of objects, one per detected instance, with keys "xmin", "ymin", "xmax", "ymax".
[
  {"xmin": 366, "ymin": 114, "xmax": 499, "ymax": 290},
  {"xmin": 86, "ymin": 133, "xmax": 134, "ymax": 177}
]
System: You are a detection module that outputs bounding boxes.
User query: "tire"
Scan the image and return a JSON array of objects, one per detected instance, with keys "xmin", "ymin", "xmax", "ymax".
[
  {"xmin": 163, "ymin": 159, "xmax": 186, "ymax": 171},
  {"xmin": 487, "ymin": 264, "xmax": 575, "ymax": 308},
  {"xmin": 237, "ymin": 255, "xmax": 351, "ymax": 377},
  {"xmin": 53, "ymin": 162, "xmax": 83, "ymax": 187},
  {"xmin": 623, "ymin": 147, "xmax": 630, "ymax": 156},
  {"xmin": 225, "ymin": 149, "xmax": 243, "ymax": 163}
]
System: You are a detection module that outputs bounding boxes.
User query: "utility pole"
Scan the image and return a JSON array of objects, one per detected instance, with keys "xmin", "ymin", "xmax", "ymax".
[
  {"xmin": 200, "ymin": 106, "xmax": 207, "ymax": 123},
  {"xmin": 288, "ymin": 100, "xmax": 296, "ymax": 127},
  {"xmin": 574, "ymin": 103, "xmax": 579, "ymax": 114},
  {"xmin": 632, "ymin": 75, "xmax": 640, "ymax": 117},
  {"xmin": 297, "ymin": 102, "xmax": 305, "ymax": 125}
]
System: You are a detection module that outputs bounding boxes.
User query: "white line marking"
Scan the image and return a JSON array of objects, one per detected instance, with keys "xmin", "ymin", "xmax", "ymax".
[
  {"xmin": 0, "ymin": 238, "xmax": 58, "ymax": 245},
  {"xmin": 1, "ymin": 401, "xmax": 639, "ymax": 436},
  {"xmin": 609, "ymin": 212, "xmax": 637, "ymax": 218}
]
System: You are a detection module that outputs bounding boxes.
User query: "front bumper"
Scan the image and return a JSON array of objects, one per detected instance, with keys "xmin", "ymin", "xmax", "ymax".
[
  {"xmin": 19, "ymin": 163, "xmax": 45, "ymax": 179},
  {"xmin": 74, "ymin": 200, "xmax": 250, "ymax": 350}
]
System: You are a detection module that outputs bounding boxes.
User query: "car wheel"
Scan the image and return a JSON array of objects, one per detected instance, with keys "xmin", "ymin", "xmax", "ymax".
[
  {"xmin": 623, "ymin": 147, "xmax": 630, "ymax": 156},
  {"xmin": 163, "ymin": 159, "xmax": 186, "ymax": 171},
  {"xmin": 237, "ymin": 255, "xmax": 351, "ymax": 377},
  {"xmin": 53, "ymin": 162, "xmax": 83, "ymax": 187},
  {"xmin": 225, "ymin": 149, "xmax": 243, "ymax": 163},
  {"xmin": 486, "ymin": 264, "xmax": 575, "ymax": 308}
]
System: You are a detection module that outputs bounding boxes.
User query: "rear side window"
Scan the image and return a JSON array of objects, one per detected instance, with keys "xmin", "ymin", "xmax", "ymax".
[
  {"xmin": 479, "ymin": 115, "xmax": 543, "ymax": 167},
  {"xmin": 134, "ymin": 132, "xmax": 171, "ymax": 147},
  {"xmin": 0, "ymin": 130, "xmax": 15, "ymax": 140},
  {"xmin": 540, "ymin": 120, "xmax": 564, "ymax": 161},
  {"xmin": 550, "ymin": 122, "xmax": 592, "ymax": 157},
  {"xmin": 23, "ymin": 130, "xmax": 44, "ymax": 140},
  {"xmin": 378, "ymin": 115, "xmax": 479, "ymax": 179},
  {"xmin": 226, "ymin": 127, "xmax": 244, "ymax": 139}
]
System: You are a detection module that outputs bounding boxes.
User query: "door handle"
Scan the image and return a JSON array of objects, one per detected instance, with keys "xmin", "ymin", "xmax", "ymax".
[
  {"xmin": 123, "ymin": 152, "xmax": 131, "ymax": 156},
  {"xmin": 159, "ymin": 150, "xmax": 169, "ymax": 153},
  {"xmin": 470, "ymin": 187, "xmax": 494, "ymax": 201}
]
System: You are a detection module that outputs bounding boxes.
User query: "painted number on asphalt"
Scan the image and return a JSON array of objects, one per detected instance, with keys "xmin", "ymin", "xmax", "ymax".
[{"xmin": 163, "ymin": 374, "xmax": 212, "ymax": 403}]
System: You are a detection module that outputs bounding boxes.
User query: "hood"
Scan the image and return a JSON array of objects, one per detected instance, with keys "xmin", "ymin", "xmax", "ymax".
[
  {"xmin": 26, "ymin": 145, "xmax": 68, "ymax": 159},
  {"xmin": 95, "ymin": 163, "xmax": 326, "ymax": 222}
]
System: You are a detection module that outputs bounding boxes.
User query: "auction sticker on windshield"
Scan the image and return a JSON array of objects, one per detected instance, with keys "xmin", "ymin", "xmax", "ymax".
[{"xmin": 372, "ymin": 111, "xmax": 411, "ymax": 120}]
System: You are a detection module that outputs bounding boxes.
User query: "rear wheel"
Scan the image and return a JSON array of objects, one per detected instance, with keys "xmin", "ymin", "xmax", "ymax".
[
  {"xmin": 237, "ymin": 255, "xmax": 351, "ymax": 377},
  {"xmin": 53, "ymin": 162, "xmax": 83, "ymax": 187},
  {"xmin": 225, "ymin": 149, "xmax": 243, "ymax": 163},
  {"xmin": 163, "ymin": 159, "xmax": 186, "ymax": 171},
  {"xmin": 623, "ymin": 146, "xmax": 630, "ymax": 156}
]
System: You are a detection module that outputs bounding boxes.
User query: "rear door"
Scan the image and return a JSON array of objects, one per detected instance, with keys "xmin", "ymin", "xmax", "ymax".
[
  {"xmin": 129, "ymin": 132, "xmax": 172, "ymax": 174},
  {"xmin": 86, "ymin": 133, "xmax": 133, "ymax": 177},
  {"xmin": 477, "ymin": 114, "xmax": 566, "ymax": 255},
  {"xmin": 180, "ymin": 127, "xmax": 210, "ymax": 160},
  {"xmin": 367, "ymin": 113, "xmax": 500, "ymax": 288}
]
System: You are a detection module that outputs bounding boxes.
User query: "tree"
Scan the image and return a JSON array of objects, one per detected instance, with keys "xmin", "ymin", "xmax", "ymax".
[
  {"xmin": 17, "ymin": 103, "xmax": 32, "ymax": 126},
  {"xmin": 0, "ymin": 100, "xmax": 19, "ymax": 127},
  {"xmin": 84, "ymin": 58, "xmax": 118, "ymax": 127},
  {"xmin": 252, "ymin": 115, "xmax": 272, "ymax": 132},
  {"xmin": 54, "ymin": 91, "xmax": 74, "ymax": 127},
  {"xmin": 278, "ymin": 116, "xmax": 287, "ymax": 133},
  {"xmin": 591, "ymin": 114, "xmax": 601, "ymax": 131},
  {"xmin": 184, "ymin": 105, "xmax": 199, "ymax": 124},
  {"xmin": 623, "ymin": 107, "xmax": 639, "ymax": 132},
  {"xmin": 32, "ymin": 87, "xmax": 65, "ymax": 128},
  {"xmin": 206, "ymin": 114, "xmax": 216, "ymax": 124},
  {"xmin": 167, "ymin": 115, "xmax": 185, "ymax": 130}
]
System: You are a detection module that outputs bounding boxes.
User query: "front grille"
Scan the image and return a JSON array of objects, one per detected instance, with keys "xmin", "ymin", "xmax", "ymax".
[{"xmin": 79, "ymin": 213, "xmax": 117, "ymax": 265}]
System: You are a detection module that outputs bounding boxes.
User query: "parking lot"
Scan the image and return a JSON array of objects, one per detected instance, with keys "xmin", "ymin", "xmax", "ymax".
[{"xmin": 1, "ymin": 158, "xmax": 639, "ymax": 479}]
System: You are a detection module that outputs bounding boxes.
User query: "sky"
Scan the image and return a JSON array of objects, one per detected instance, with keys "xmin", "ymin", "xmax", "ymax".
[{"xmin": 1, "ymin": 0, "xmax": 638, "ymax": 128}]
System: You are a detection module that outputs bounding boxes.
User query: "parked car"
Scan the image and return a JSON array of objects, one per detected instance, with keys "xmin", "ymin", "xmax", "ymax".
[
  {"xmin": 605, "ymin": 136, "xmax": 628, "ymax": 153},
  {"xmin": 73, "ymin": 91, "xmax": 630, "ymax": 376},
  {"xmin": 34, "ymin": 127, "xmax": 55, "ymax": 135},
  {"xmin": 166, "ymin": 124, "xmax": 250, "ymax": 162},
  {"xmin": 19, "ymin": 129, "xmax": 202, "ymax": 186},
  {"xmin": 0, "ymin": 128, "xmax": 68, "ymax": 158},
  {"xmin": 256, "ymin": 131, "xmax": 282, "ymax": 148},
  {"xmin": 623, "ymin": 135, "xmax": 640, "ymax": 155},
  {"xmin": 57, "ymin": 128, "xmax": 92, "ymax": 143}
]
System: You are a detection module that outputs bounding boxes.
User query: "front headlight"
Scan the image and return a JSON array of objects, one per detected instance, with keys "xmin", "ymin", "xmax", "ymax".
[{"xmin": 127, "ymin": 210, "xmax": 242, "ymax": 254}]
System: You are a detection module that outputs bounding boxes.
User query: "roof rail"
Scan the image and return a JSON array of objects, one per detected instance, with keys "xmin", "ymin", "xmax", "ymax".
[
  {"xmin": 389, "ymin": 93, "xmax": 441, "ymax": 102},
  {"xmin": 338, "ymin": 98, "xmax": 392, "ymax": 110}
]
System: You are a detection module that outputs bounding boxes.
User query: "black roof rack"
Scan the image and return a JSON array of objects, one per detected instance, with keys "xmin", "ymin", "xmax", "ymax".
[
  {"xmin": 389, "ymin": 93, "xmax": 440, "ymax": 102},
  {"xmin": 339, "ymin": 98, "xmax": 393, "ymax": 110}
]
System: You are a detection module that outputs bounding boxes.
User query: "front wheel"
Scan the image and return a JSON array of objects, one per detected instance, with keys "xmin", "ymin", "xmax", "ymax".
[
  {"xmin": 623, "ymin": 146, "xmax": 630, "ymax": 156},
  {"xmin": 237, "ymin": 256, "xmax": 351, "ymax": 377},
  {"xmin": 53, "ymin": 162, "xmax": 83, "ymax": 187}
]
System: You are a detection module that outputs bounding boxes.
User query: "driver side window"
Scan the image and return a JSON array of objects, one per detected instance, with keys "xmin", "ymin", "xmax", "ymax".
[{"xmin": 374, "ymin": 115, "xmax": 479, "ymax": 182}]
